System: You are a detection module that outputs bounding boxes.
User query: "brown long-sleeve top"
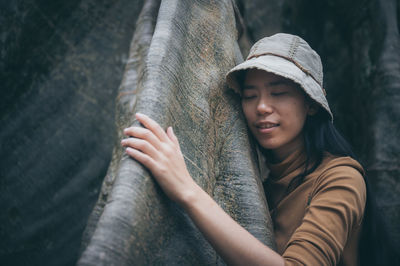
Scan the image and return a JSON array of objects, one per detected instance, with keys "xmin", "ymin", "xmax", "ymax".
[{"xmin": 264, "ymin": 150, "xmax": 366, "ymax": 266}]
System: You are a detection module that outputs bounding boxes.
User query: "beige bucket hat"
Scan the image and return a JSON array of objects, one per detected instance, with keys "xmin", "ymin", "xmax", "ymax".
[{"xmin": 226, "ymin": 33, "xmax": 333, "ymax": 120}]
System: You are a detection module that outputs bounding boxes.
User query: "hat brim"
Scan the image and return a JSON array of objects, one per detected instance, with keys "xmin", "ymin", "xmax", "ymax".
[{"xmin": 226, "ymin": 54, "xmax": 333, "ymax": 120}]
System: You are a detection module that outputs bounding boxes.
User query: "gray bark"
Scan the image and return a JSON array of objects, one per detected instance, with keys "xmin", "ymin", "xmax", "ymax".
[{"xmin": 78, "ymin": 0, "xmax": 274, "ymax": 265}]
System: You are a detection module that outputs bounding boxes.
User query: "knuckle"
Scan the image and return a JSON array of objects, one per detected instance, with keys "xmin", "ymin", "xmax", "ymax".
[
  {"xmin": 158, "ymin": 165, "xmax": 168, "ymax": 175},
  {"xmin": 136, "ymin": 140, "xmax": 147, "ymax": 149},
  {"xmin": 141, "ymin": 155, "xmax": 150, "ymax": 164},
  {"xmin": 162, "ymin": 144, "xmax": 173, "ymax": 155},
  {"xmin": 143, "ymin": 129, "xmax": 152, "ymax": 139}
]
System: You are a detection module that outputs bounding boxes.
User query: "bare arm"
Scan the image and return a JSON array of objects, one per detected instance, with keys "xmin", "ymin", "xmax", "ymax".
[
  {"xmin": 182, "ymin": 184, "xmax": 283, "ymax": 266},
  {"xmin": 121, "ymin": 113, "xmax": 283, "ymax": 266}
]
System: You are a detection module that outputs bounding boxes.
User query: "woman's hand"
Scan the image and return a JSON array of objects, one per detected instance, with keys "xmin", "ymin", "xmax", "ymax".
[
  {"xmin": 121, "ymin": 113, "xmax": 200, "ymax": 205},
  {"xmin": 121, "ymin": 114, "xmax": 284, "ymax": 266}
]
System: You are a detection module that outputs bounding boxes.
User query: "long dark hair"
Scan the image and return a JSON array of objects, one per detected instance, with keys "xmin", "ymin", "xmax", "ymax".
[
  {"xmin": 238, "ymin": 68, "xmax": 398, "ymax": 264},
  {"xmin": 296, "ymin": 109, "xmax": 399, "ymax": 266}
]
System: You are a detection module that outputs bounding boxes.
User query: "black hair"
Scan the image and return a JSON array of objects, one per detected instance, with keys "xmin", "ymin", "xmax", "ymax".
[
  {"xmin": 238, "ymin": 67, "xmax": 398, "ymax": 265},
  {"xmin": 293, "ymin": 109, "xmax": 399, "ymax": 266}
]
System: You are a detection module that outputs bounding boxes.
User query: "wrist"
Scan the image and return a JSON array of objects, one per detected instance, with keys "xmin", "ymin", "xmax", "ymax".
[{"xmin": 178, "ymin": 182, "xmax": 206, "ymax": 210}]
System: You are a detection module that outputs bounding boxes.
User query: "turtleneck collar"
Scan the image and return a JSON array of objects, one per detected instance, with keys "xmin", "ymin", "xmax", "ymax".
[
  {"xmin": 266, "ymin": 148, "xmax": 307, "ymax": 181},
  {"xmin": 264, "ymin": 148, "xmax": 307, "ymax": 212}
]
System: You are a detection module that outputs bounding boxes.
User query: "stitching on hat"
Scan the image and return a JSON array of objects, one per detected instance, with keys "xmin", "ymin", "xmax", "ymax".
[
  {"xmin": 247, "ymin": 42, "xmax": 260, "ymax": 60},
  {"xmin": 288, "ymin": 36, "xmax": 300, "ymax": 59},
  {"xmin": 247, "ymin": 52, "xmax": 323, "ymax": 88}
]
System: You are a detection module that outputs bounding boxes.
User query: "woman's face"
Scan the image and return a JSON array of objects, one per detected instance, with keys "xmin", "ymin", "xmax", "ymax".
[{"xmin": 241, "ymin": 69, "xmax": 314, "ymax": 162}]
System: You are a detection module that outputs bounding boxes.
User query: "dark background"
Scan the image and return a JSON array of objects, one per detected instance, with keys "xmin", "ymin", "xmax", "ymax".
[{"xmin": 1, "ymin": 0, "xmax": 399, "ymax": 265}]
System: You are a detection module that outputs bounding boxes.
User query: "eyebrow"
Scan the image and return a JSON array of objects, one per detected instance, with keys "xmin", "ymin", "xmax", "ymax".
[
  {"xmin": 268, "ymin": 80, "xmax": 290, "ymax": 86},
  {"xmin": 243, "ymin": 85, "xmax": 256, "ymax": 90},
  {"xmin": 243, "ymin": 80, "xmax": 289, "ymax": 90}
]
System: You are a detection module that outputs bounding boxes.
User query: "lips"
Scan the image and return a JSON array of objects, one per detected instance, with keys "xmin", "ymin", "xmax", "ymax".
[
  {"xmin": 254, "ymin": 121, "xmax": 279, "ymax": 133},
  {"xmin": 258, "ymin": 123, "xmax": 278, "ymax": 129}
]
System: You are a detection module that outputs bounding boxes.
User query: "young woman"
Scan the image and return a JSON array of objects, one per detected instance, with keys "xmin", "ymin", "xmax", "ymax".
[{"xmin": 121, "ymin": 33, "xmax": 394, "ymax": 265}]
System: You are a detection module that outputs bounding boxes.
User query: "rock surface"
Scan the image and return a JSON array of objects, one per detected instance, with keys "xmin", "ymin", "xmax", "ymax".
[{"xmin": 0, "ymin": 1, "xmax": 144, "ymax": 265}]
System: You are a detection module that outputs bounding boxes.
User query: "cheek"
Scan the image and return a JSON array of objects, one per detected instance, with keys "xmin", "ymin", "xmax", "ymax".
[
  {"xmin": 280, "ymin": 100, "xmax": 308, "ymax": 125},
  {"xmin": 292, "ymin": 102, "xmax": 309, "ymax": 128},
  {"xmin": 241, "ymin": 102, "xmax": 253, "ymax": 121}
]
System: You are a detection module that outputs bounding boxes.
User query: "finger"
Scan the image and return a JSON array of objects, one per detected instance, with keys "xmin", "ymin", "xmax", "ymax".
[
  {"xmin": 135, "ymin": 113, "xmax": 169, "ymax": 142},
  {"xmin": 121, "ymin": 138, "xmax": 158, "ymax": 158},
  {"xmin": 167, "ymin": 127, "xmax": 180, "ymax": 146},
  {"xmin": 123, "ymin": 127, "xmax": 161, "ymax": 149},
  {"xmin": 125, "ymin": 147, "xmax": 156, "ymax": 170}
]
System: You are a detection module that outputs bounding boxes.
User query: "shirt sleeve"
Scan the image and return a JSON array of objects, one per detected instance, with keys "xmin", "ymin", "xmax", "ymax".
[{"xmin": 282, "ymin": 164, "xmax": 367, "ymax": 266}]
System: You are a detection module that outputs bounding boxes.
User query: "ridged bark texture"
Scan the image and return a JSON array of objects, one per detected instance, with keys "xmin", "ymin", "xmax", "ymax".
[{"xmin": 78, "ymin": 0, "xmax": 275, "ymax": 265}]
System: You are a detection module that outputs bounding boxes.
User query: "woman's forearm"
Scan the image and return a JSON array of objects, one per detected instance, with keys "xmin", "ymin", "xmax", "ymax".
[
  {"xmin": 181, "ymin": 185, "xmax": 284, "ymax": 266},
  {"xmin": 122, "ymin": 114, "xmax": 283, "ymax": 265}
]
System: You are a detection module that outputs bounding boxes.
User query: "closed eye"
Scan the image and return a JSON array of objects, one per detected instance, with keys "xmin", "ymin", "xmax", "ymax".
[
  {"xmin": 271, "ymin": 91, "xmax": 287, "ymax": 96},
  {"xmin": 242, "ymin": 88, "xmax": 258, "ymax": 100},
  {"xmin": 242, "ymin": 95, "xmax": 257, "ymax": 100}
]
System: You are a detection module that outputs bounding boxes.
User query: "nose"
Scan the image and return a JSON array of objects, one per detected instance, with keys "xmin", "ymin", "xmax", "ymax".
[{"xmin": 256, "ymin": 96, "xmax": 273, "ymax": 115}]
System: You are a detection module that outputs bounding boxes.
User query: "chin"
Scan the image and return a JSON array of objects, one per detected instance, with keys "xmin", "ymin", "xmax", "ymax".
[{"xmin": 257, "ymin": 139, "xmax": 282, "ymax": 151}]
